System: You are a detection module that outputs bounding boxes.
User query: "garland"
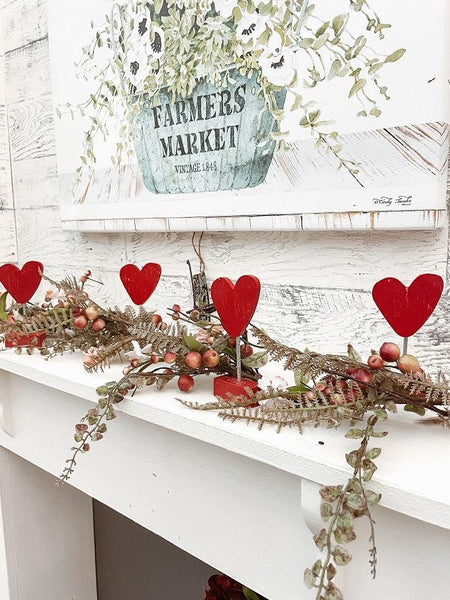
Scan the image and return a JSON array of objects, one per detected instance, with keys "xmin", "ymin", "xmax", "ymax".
[{"xmin": 0, "ymin": 271, "xmax": 448, "ymax": 600}]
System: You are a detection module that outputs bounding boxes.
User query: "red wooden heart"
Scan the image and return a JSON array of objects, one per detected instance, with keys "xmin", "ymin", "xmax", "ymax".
[
  {"xmin": 372, "ymin": 274, "xmax": 444, "ymax": 338},
  {"xmin": 211, "ymin": 275, "xmax": 261, "ymax": 338},
  {"xmin": 120, "ymin": 263, "xmax": 162, "ymax": 305},
  {"xmin": 0, "ymin": 261, "xmax": 44, "ymax": 304}
]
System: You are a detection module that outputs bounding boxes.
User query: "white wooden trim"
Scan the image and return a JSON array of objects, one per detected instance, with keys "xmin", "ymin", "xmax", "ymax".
[
  {"xmin": 0, "ymin": 349, "xmax": 448, "ymax": 531},
  {"xmin": 0, "ymin": 448, "xmax": 97, "ymax": 600},
  {"xmin": 62, "ymin": 209, "xmax": 446, "ymax": 232}
]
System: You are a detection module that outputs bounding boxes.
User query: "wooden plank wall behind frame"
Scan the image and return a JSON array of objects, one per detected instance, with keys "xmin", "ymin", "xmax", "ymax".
[{"xmin": 48, "ymin": 0, "xmax": 450, "ymax": 232}]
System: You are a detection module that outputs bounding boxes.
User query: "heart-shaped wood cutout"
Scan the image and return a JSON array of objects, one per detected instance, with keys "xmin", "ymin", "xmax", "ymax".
[
  {"xmin": 372, "ymin": 274, "xmax": 444, "ymax": 338},
  {"xmin": 0, "ymin": 261, "xmax": 44, "ymax": 304},
  {"xmin": 120, "ymin": 263, "xmax": 162, "ymax": 305},
  {"xmin": 211, "ymin": 275, "xmax": 261, "ymax": 338}
]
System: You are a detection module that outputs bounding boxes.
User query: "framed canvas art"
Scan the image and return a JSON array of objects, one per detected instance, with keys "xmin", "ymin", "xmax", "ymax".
[{"xmin": 48, "ymin": 0, "xmax": 449, "ymax": 232}]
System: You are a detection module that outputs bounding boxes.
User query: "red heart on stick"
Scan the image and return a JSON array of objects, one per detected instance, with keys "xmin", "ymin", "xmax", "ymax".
[
  {"xmin": 211, "ymin": 275, "xmax": 261, "ymax": 338},
  {"xmin": 0, "ymin": 261, "xmax": 44, "ymax": 304},
  {"xmin": 372, "ymin": 274, "xmax": 444, "ymax": 338},
  {"xmin": 120, "ymin": 263, "xmax": 162, "ymax": 305}
]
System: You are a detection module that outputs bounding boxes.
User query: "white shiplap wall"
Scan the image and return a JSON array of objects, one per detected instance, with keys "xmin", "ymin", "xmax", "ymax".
[{"xmin": 0, "ymin": 0, "xmax": 449, "ymax": 373}]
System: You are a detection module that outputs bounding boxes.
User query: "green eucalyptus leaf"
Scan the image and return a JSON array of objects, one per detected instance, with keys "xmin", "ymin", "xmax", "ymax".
[
  {"xmin": 320, "ymin": 502, "xmax": 333, "ymax": 522},
  {"xmin": 348, "ymin": 78, "xmax": 366, "ymax": 98},
  {"xmin": 183, "ymin": 335, "xmax": 204, "ymax": 352},
  {"xmin": 345, "ymin": 428, "xmax": 364, "ymax": 439},
  {"xmin": 242, "ymin": 351, "xmax": 268, "ymax": 369},
  {"xmin": 385, "ymin": 48, "xmax": 406, "ymax": 63},
  {"xmin": 365, "ymin": 447, "xmax": 382, "ymax": 460},
  {"xmin": 332, "ymin": 546, "xmax": 352, "ymax": 566},
  {"xmin": 243, "ymin": 587, "xmax": 260, "ymax": 600},
  {"xmin": 404, "ymin": 404, "xmax": 426, "ymax": 417},
  {"xmin": 0, "ymin": 292, "xmax": 9, "ymax": 322}
]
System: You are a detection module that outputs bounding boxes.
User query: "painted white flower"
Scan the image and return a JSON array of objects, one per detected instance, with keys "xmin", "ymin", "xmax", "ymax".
[
  {"xmin": 213, "ymin": 0, "xmax": 235, "ymax": 19},
  {"xmin": 125, "ymin": 46, "xmax": 149, "ymax": 88},
  {"xmin": 258, "ymin": 31, "xmax": 296, "ymax": 87},
  {"xmin": 135, "ymin": 10, "xmax": 151, "ymax": 43},
  {"xmin": 149, "ymin": 25, "xmax": 165, "ymax": 58},
  {"xmin": 236, "ymin": 11, "xmax": 267, "ymax": 45},
  {"xmin": 132, "ymin": 11, "xmax": 164, "ymax": 58}
]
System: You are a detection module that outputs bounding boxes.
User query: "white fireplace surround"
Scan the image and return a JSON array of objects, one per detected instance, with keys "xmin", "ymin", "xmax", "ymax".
[{"xmin": 0, "ymin": 351, "xmax": 448, "ymax": 599}]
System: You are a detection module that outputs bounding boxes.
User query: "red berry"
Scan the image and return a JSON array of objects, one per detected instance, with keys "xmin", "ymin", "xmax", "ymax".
[
  {"xmin": 227, "ymin": 337, "xmax": 236, "ymax": 348},
  {"xmin": 151, "ymin": 314, "xmax": 162, "ymax": 325},
  {"xmin": 72, "ymin": 306, "xmax": 83, "ymax": 317},
  {"xmin": 172, "ymin": 304, "xmax": 181, "ymax": 312},
  {"xmin": 84, "ymin": 305, "xmax": 100, "ymax": 321},
  {"xmin": 73, "ymin": 315, "xmax": 88, "ymax": 329},
  {"xmin": 164, "ymin": 352, "xmax": 177, "ymax": 364},
  {"xmin": 184, "ymin": 351, "xmax": 202, "ymax": 369},
  {"xmin": 367, "ymin": 355, "xmax": 384, "ymax": 370},
  {"xmin": 379, "ymin": 342, "xmax": 401, "ymax": 363},
  {"xmin": 242, "ymin": 344, "xmax": 253, "ymax": 357},
  {"xmin": 202, "ymin": 349, "xmax": 220, "ymax": 368},
  {"xmin": 130, "ymin": 358, "xmax": 140, "ymax": 368},
  {"xmin": 178, "ymin": 374, "xmax": 194, "ymax": 393},
  {"xmin": 397, "ymin": 354, "xmax": 420, "ymax": 374},
  {"xmin": 150, "ymin": 355, "xmax": 160, "ymax": 364},
  {"xmin": 346, "ymin": 367, "xmax": 373, "ymax": 385},
  {"xmin": 92, "ymin": 318, "xmax": 106, "ymax": 332}
]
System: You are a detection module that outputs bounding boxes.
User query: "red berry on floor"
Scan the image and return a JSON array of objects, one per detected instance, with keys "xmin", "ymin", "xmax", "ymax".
[
  {"xmin": 367, "ymin": 355, "xmax": 384, "ymax": 370},
  {"xmin": 73, "ymin": 315, "xmax": 88, "ymax": 329},
  {"xmin": 202, "ymin": 349, "xmax": 220, "ymax": 368},
  {"xmin": 178, "ymin": 374, "xmax": 194, "ymax": 392},
  {"xmin": 164, "ymin": 352, "xmax": 177, "ymax": 364},
  {"xmin": 379, "ymin": 342, "xmax": 401, "ymax": 363},
  {"xmin": 184, "ymin": 351, "xmax": 202, "ymax": 369},
  {"xmin": 92, "ymin": 318, "xmax": 106, "ymax": 332},
  {"xmin": 397, "ymin": 354, "xmax": 420, "ymax": 374},
  {"xmin": 151, "ymin": 314, "xmax": 162, "ymax": 325}
]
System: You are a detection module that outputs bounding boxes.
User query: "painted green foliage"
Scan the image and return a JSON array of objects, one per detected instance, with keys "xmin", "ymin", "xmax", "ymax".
[{"xmin": 66, "ymin": 0, "xmax": 405, "ymax": 194}]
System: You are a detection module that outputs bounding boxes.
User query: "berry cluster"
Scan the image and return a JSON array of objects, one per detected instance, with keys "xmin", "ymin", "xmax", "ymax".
[{"xmin": 204, "ymin": 575, "xmax": 262, "ymax": 600}]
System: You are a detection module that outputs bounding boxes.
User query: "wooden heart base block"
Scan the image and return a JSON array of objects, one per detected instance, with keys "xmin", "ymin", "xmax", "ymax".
[
  {"xmin": 214, "ymin": 375, "xmax": 260, "ymax": 401},
  {"xmin": 5, "ymin": 332, "xmax": 47, "ymax": 349}
]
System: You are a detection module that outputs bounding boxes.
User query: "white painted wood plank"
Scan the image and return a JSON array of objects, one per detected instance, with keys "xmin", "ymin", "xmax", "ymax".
[
  {"xmin": 62, "ymin": 209, "xmax": 446, "ymax": 233},
  {"xmin": 9, "ymin": 155, "xmax": 58, "ymax": 210},
  {"xmin": 4, "ymin": 38, "xmax": 50, "ymax": 105},
  {"xmin": 0, "ymin": 0, "xmax": 48, "ymax": 53},
  {"xmin": 0, "ymin": 209, "xmax": 17, "ymax": 263},
  {"xmin": 0, "ymin": 447, "xmax": 97, "ymax": 600},
  {"xmin": 15, "ymin": 207, "xmax": 127, "ymax": 270},
  {"xmin": 7, "ymin": 92, "xmax": 55, "ymax": 163}
]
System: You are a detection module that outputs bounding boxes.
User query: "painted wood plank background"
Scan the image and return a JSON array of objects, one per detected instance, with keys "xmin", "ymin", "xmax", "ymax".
[{"xmin": 0, "ymin": 0, "xmax": 449, "ymax": 376}]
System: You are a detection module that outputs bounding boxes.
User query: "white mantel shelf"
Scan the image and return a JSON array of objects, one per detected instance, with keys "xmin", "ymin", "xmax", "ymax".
[
  {"xmin": 0, "ymin": 350, "xmax": 448, "ymax": 530},
  {"xmin": 0, "ymin": 350, "xmax": 449, "ymax": 600}
]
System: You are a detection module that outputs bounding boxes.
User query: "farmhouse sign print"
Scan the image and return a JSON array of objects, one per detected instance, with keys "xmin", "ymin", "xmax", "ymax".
[
  {"xmin": 135, "ymin": 70, "xmax": 285, "ymax": 194},
  {"xmin": 48, "ymin": 0, "xmax": 449, "ymax": 231}
]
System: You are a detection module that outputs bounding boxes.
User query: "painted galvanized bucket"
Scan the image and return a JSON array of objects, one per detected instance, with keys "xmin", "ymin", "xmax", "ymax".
[{"xmin": 132, "ymin": 69, "xmax": 286, "ymax": 195}]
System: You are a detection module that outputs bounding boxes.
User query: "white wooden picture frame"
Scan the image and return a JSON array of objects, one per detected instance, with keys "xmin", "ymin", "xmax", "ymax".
[{"xmin": 48, "ymin": 0, "xmax": 449, "ymax": 232}]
